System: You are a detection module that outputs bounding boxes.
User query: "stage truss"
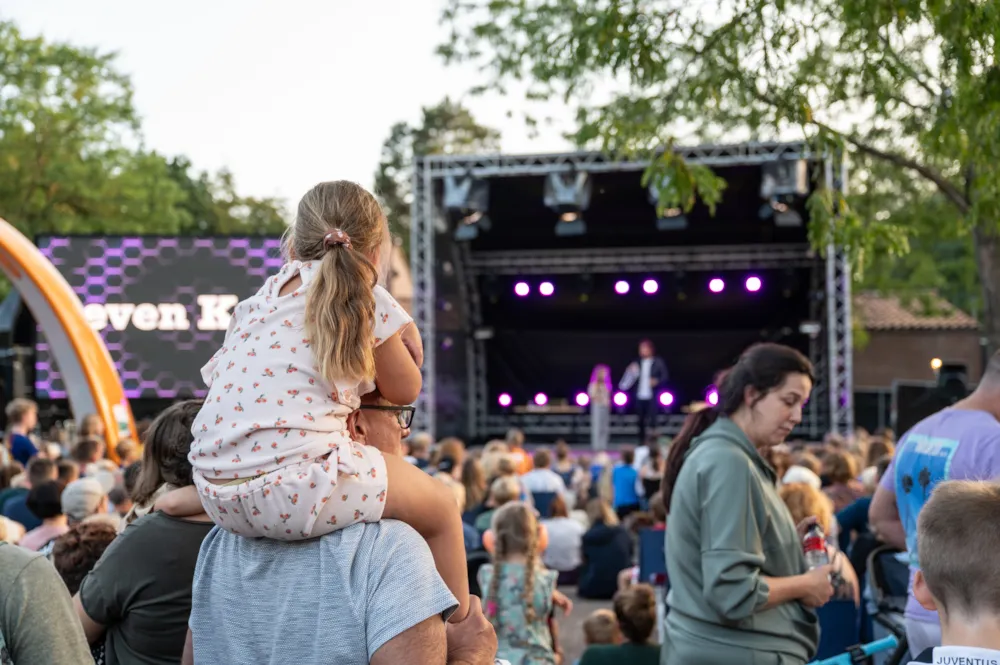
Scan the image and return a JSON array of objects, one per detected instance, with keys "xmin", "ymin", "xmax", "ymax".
[{"xmin": 411, "ymin": 141, "xmax": 853, "ymax": 441}]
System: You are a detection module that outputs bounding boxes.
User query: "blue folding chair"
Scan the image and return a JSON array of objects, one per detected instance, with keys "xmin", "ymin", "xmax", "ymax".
[
  {"xmin": 814, "ymin": 600, "xmax": 861, "ymax": 661},
  {"xmin": 637, "ymin": 527, "xmax": 668, "ymax": 586},
  {"xmin": 532, "ymin": 491, "xmax": 557, "ymax": 518}
]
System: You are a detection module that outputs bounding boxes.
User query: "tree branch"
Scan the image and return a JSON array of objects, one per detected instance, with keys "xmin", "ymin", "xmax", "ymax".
[{"xmin": 878, "ymin": 32, "xmax": 940, "ymax": 101}]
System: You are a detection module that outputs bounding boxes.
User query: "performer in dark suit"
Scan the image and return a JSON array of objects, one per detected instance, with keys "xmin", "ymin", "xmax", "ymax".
[{"xmin": 620, "ymin": 339, "xmax": 669, "ymax": 445}]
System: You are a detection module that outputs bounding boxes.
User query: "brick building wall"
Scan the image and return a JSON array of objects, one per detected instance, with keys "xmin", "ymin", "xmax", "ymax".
[{"xmin": 853, "ymin": 329, "xmax": 984, "ymax": 389}]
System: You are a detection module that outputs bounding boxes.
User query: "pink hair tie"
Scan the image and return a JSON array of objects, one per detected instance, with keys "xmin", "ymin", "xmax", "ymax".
[{"xmin": 323, "ymin": 229, "xmax": 352, "ymax": 250}]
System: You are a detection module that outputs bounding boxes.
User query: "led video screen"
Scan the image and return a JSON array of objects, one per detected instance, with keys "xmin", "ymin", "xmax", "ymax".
[{"xmin": 35, "ymin": 236, "xmax": 283, "ymax": 399}]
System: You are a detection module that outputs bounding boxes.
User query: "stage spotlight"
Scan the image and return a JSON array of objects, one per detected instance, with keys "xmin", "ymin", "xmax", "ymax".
[
  {"xmin": 745, "ymin": 276, "xmax": 762, "ymax": 292},
  {"xmin": 514, "ymin": 281, "xmax": 530, "ymax": 297},
  {"xmin": 444, "ymin": 175, "xmax": 491, "ymax": 241},
  {"xmin": 659, "ymin": 392, "xmax": 675, "ymax": 407},
  {"xmin": 534, "ymin": 392, "xmax": 549, "ymax": 406},
  {"xmin": 615, "ymin": 280, "xmax": 630, "ymax": 295},
  {"xmin": 648, "ymin": 176, "xmax": 689, "ymax": 231},
  {"xmin": 759, "ymin": 160, "xmax": 807, "ymax": 227},
  {"xmin": 545, "ymin": 172, "xmax": 591, "ymax": 237},
  {"xmin": 642, "ymin": 279, "xmax": 659, "ymax": 295},
  {"xmin": 498, "ymin": 393, "xmax": 512, "ymax": 408},
  {"xmin": 709, "ymin": 278, "xmax": 725, "ymax": 293},
  {"xmin": 706, "ymin": 387, "xmax": 719, "ymax": 406},
  {"xmin": 613, "ymin": 391, "xmax": 628, "ymax": 407},
  {"xmin": 539, "ymin": 281, "xmax": 555, "ymax": 297},
  {"xmin": 575, "ymin": 392, "xmax": 590, "ymax": 407}
]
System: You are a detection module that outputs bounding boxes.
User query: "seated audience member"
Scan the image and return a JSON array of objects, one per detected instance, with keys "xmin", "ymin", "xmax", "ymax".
[
  {"xmin": 553, "ymin": 440, "xmax": 582, "ymax": 490},
  {"xmin": 578, "ymin": 498, "xmax": 632, "ymax": 600},
  {"xmin": 506, "ymin": 428, "xmax": 533, "ymax": 474},
  {"xmin": 791, "ymin": 450, "xmax": 822, "ymax": 477},
  {"xmin": 74, "ymin": 401, "xmax": 214, "ymax": 665},
  {"xmin": 437, "ymin": 437, "xmax": 466, "ymax": 482},
  {"xmin": 461, "ymin": 457, "xmax": 488, "ymax": 513},
  {"xmin": 638, "ymin": 445, "xmax": 663, "ymax": 501},
  {"xmin": 109, "ymin": 485, "xmax": 133, "ymax": 519},
  {"xmin": 823, "ymin": 450, "xmax": 864, "ymax": 512},
  {"xmin": 837, "ymin": 456, "xmax": 891, "ymax": 554},
  {"xmin": 648, "ymin": 491, "xmax": 666, "ymax": 528},
  {"xmin": 186, "ymin": 391, "xmax": 497, "ymax": 665},
  {"xmin": 5, "ymin": 398, "xmax": 39, "ymax": 467},
  {"xmin": 122, "ymin": 460, "xmax": 141, "ymax": 496},
  {"xmin": 405, "ymin": 431, "xmax": 433, "ymax": 470},
  {"xmin": 582, "ymin": 608, "xmax": 621, "ymax": 648},
  {"xmin": 541, "ymin": 494, "xmax": 586, "ymax": 585},
  {"xmin": 611, "ymin": 449, "xmax": 640, "ymax": 519},
  {"xmin": 521, "ymin": 447, "xmax": 569, "ymax": 494},
  {"xmin": 480, "ymin": 440, "xmax": 511, "ymax": 480},
  {"xmin": 906, "ymin": 481, "xmax": 1000, "ymax": 664},
  {"xmin": 18, "ymin": 480, "xmax": 69, "ymax": 551},
  {"xmin": 0, "ymin": 540, "xmax": 92, "ymax": 663},
  {"xmin": 580, "ymin": 584, "xmax": 660, "ymax": 665},
  {"xmin": 115, "ymin": 438, "xmax": 140, "ymax": 468},
  {"xmin": 3, "ymin": 457, "xmax": 58, "ymax": 531},
  {"xmin": 57, "ymin": 458, "xmax": 80, "ymax": 486},
  {"xmin": 474, "ymin": 476, "xmax": 522, "ymax": 533}
]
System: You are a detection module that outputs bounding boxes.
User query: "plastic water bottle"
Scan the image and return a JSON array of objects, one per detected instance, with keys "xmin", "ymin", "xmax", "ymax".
[{"xmin": 802, "ymin": 524, "xmax": 830, "ymax": 570}]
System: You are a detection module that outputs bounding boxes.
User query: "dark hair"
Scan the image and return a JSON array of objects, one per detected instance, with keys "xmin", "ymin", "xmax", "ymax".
[
  {"xmin": 51, "ymin": 521, "xmax": 118, "ymax": 594},
  {"xmin": 613, "ymin": 583, "xmax": 657, "ymax": 643},
  {"xmin": 533, "ymin": 448, "xmax": 552, "ymax": 469},
  {"xmin": 661, "ymin": 344, "xmax": 813, "ymax": 514},
  {"xmin": 27, "ymin": 480, "xmax": 65, "ymax": 520},
  {"xmin": 56, "ymin": 460, "xmax": 79, "ymax": 485},
  {"xmin": 108, "ymin": 486, "xmax": 128, "ymax": 506},
  {"xmin": 621, "ymin": 447, "xmax": 635, "ymax": 466},
  {"xmin": 123, "ymin": 461, "xmax": 142, "ymax": 496},
  {"xmin": 131, "ymin": 400, "xmax": 202, "ymax": 507},
  {"xmin": 72, "ymin": 438, "xmax": 101, "ymax": 464},
  {"xmin": 26, "ymin": 457, "xmax": 56, "ymax": 488}
]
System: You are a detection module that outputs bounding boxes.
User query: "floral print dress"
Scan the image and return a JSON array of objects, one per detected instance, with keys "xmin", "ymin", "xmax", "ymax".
[{"xmin": 478, "ymin": 562, "xmax": 559, "ymax": 665}]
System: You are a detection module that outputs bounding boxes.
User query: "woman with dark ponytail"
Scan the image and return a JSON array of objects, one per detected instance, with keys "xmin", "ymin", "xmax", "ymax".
[{"xmin": 662, "ymin": 343, "xmax": 837, "ymax": 665}]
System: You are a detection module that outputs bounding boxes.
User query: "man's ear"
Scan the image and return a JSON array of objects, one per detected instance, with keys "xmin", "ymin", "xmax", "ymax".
[
  {"xmin": 913, "ymin": 570, "xmax": 938, "ymax": 612},
  {"xmin": 347, "ymin": 410, "xmax": 365, "ymax": 444}
]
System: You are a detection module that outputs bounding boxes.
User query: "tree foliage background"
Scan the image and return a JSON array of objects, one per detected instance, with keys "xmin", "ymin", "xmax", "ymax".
[
  {"xmin": 0, "ymin": 20, "xmax": 287, "ymax": 244},
  {"xmin": 439, "ymin": 0, "xmax": 996, "ymax": 345},
  {"xmin": 374, "ymin": 97, "xmax": 500, "ymax": 256}
]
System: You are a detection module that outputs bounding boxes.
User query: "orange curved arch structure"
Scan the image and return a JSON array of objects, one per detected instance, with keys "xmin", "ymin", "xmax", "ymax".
[{"xmin": 0, "ymin": 219, "xmax": 136, "ymax": 461}]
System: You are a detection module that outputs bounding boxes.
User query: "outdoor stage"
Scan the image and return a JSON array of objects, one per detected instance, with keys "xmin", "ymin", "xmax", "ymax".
[{"xmin": 411, "ymin": 142, "xmax": 853, "ymax": 445}]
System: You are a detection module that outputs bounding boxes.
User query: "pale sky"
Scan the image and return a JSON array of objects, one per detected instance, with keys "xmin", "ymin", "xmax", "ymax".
[{"xmin": 3, "ymin": 0, "xmax": 575, "ymax": 207}]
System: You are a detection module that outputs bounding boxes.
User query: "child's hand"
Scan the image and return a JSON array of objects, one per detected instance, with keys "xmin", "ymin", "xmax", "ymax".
[
  {"xmin": 399, "ymin": 323, "xmax": 424, "ymax": 368},
  {"xmin": 552, "ymin": 589, "xmax": 573, "ymax": 616}
]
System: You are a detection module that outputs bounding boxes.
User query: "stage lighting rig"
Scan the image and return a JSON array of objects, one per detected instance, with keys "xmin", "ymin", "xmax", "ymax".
[
  {"xmin": 445, "ymin": 174, "xmax": 490, "ymax": 241},
  {"xmin": 545, "ymin": 171, "xmax": 591, "ymax": 237},
  {"xmin": 758, "ymin": 160, "xmax": 808, "ymax": 227},
  {"xmin": 648, "ymin": 176, "xmax": 688, "ymax": 231}
]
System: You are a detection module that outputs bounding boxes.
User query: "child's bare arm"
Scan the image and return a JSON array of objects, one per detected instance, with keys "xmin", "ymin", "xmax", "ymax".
[
  {"xmin": 373, "ymin": 333, "xmax": 422, "ymax": 405},
  {"xmin": 381, "ymin": 453, "xmax": 470, "ymax": 622},
  {"xmin": 155, "ymin": 485, "xmax": 204, "ymax": 517}
]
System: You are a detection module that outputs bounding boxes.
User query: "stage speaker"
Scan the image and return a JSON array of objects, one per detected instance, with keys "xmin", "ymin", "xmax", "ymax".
[{"xmin": 936, "ymin": 362, "xmax": 969, "ymax": 403}]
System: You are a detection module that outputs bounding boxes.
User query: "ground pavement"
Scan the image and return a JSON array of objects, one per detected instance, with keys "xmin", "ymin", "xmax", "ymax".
[{"xmin": 555, "ymin": 587, "xmax": 610, "ymax": 662}]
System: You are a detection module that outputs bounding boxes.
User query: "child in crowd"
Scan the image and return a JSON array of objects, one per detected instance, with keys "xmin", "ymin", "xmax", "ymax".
[
  {"xmin": 908, "ymin": 480, "xmax": 1000, "ymax": 664},
  {"xmin": 115, "ymin": 439, "xmax": 140, "ymax": 467},
  {"xmin": 481, "ymin": 501, "xmax": 573, "ymax": 665},
  {"xmin": 582, "ymin": 609, "xmax": 620, "ymax": 647},
  {"xmin": 158, "ymin": 181, "xmax": 468, "ymax": 620},
  {"xmin": 579, "ymin": 585, "xmax": 660, "ymax": 665}
]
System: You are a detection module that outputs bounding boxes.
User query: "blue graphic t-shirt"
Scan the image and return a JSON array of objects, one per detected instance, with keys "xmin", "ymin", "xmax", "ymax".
[{"xmin": 880, "ymin": 408, "xmax": 1000, "ymax": 623}]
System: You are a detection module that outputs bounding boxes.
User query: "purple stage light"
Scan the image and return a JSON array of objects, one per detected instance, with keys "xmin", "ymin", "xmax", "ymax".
[
  {"xmin": 659, "ymin": 392, "xmax": 675, "ymax": 407},
  {"xmin": 706, "ymin": 387, "xmax": 719, "ymax": 406},
  {"xmin": 514, "ymin": 282, "xmax": 530, "ymax": 297},
  {"xmin": 613, "ymin": 391, "xmax": 628, "ymax": 407},
  {"xmin": 642, "ymin": 279, "xmax": 659, "ymax": 295},
  {"xmin": 575, "ymin": 392, "xmax": 590, "ymax": 407},
  {"xmin": 534, "ymin": 392, "xmax": 549, "ymax": 406},
  {"xmin": 708, "ymin": 278, "xmax": 725, "ymax": 293},
  {"xmin": 498, "ymin": 393, "xmax": 512, "ymax": 407},
  {"xmin": 539, "ymin": 281, "xmax": 555, "ymax": 297},
  {"xmin": 614, "ymin": 280, "xmax": 630, "ymax": 295},
  {"xmin": 745, "ymin": 275, "xmax": 762, "ymax": 292}
]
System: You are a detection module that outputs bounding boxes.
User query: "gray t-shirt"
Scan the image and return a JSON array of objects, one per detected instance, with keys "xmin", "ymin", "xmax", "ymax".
[{"xmin": 190, "ymin": 520, "xmax": 458, "ymax": 664}]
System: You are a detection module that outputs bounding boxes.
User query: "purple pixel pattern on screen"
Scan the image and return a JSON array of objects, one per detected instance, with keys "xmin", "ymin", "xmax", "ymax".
[{"xmin": 36, "ymin": 236, "xmax": 284, "ymax": 400}]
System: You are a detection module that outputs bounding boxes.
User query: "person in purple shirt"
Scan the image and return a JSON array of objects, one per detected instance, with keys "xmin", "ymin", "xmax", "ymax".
[
  {"xmin": 870, "ymin": 354, "xmax": 1000, "ymax": 658},
  {"xmin": 5, "ymin": 398, "xmax": 39, "ymax": 467}
]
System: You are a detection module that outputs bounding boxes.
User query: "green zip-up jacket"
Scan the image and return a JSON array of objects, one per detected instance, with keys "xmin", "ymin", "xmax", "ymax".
[{"xmin": 662, "ymin": 418, "xmax": 819, "ymax": 665}]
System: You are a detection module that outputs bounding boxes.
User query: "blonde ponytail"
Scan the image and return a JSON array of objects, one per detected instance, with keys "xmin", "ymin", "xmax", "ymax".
[{"xmin": 288, "ymin": 181, "xmax": 388, "ymax": 384}]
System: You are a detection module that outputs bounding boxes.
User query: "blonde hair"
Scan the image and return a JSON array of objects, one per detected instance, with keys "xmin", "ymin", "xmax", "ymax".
[
  {"xmin": 482, "ymin": 450, "xmax": 512, "ymax": 479},
  {"xmin": 918, "ymin": 480, "xmax": 1000, "ymax": 618},
  {"xmin": 4, "ymin": 398, "xmax": 36, "ymax": 424},
  {"xmin": 583, "ymin": 608, "xmax": 620, "ymax": 645},
  {"xmin": 586, "ymin": 497, "xmax": 619, "ymax": 527},
  {"xmin": 78, "ymin": 414, "xmax": 105, "ymax": 440},
  {"xmin": 286, "ymin": 181, "xmax": 388, "ymax": 384},
  {"xmin": 779, "ymin": 482, "xmax": 834, "ymax": 534},
  {"xmin": 487, "ymin": 502, "xmax": 541, "ymax": 624},
  {"xmin": 489, "ymin": 476, "xmax": 521, "ymax": 506}
]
